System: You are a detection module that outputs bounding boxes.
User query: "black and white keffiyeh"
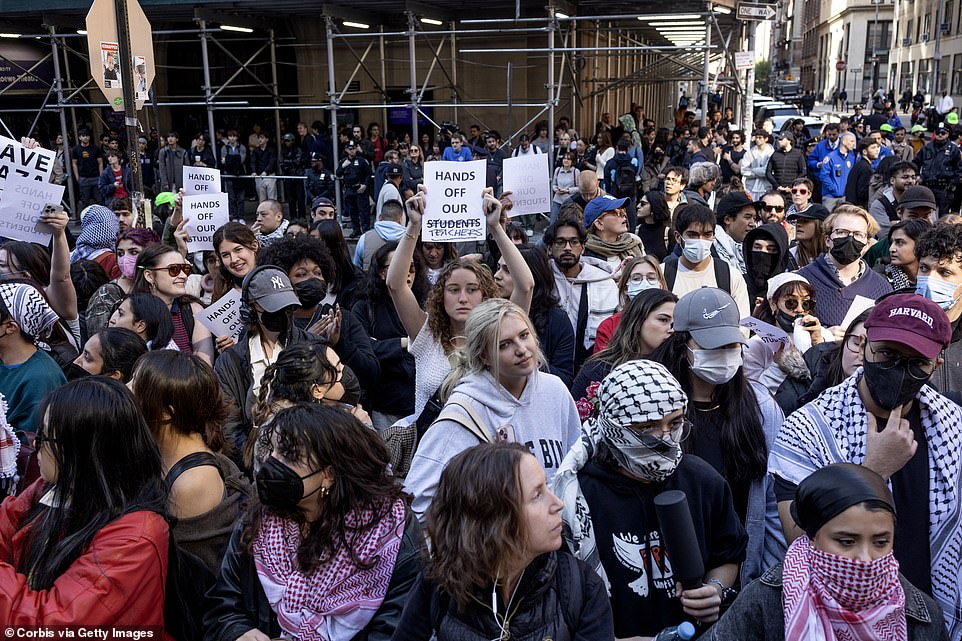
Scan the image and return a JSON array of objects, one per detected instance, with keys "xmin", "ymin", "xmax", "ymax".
[
  {"xmin": 70, "ymin": 205, "xmax": 118, "ymax": 263},
  {"xmin": 0, "ymin": 283, "xmax": 58, "ymax": 348},
  {"xmin": 554, "ymin": 359, "xmax": 688, "ymax": 591}
]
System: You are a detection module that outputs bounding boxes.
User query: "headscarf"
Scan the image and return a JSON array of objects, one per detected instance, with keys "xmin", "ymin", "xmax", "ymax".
[
  {"xmin": 70, "ymin": 205, "xmax": 119, "ymax": 263},
  {"xmin": 783, "ymin": 464, "xmax": 906, "ymax": 641},
  {"xmin": 0, "ymin": 282, "xmax": 58, "ymax": 349},
  {"xmin": 554, "ymin": 359, "xmax": 688, "ymax": 592}
]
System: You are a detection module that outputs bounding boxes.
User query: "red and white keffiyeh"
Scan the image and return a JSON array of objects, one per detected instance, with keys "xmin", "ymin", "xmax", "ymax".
[
  {"xmin": 252, "ymin": 498, "xmax": 406, "ymax": 641},
  {"xmin": 0, "ymin": 393, "xmax": 18, "ymax": 494},
  {"xmin": 783, "ymin": 536, "xmax": 907, "ymax": 641}
]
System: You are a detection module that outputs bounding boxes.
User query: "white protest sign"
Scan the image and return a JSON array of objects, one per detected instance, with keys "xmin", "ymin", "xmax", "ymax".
[
  {"xmin": 840, "ymin": 295, "xmax": 876, "ymax": 330},
  {"xmin": 183, "ymin": 166, "xmax": 222, "ymax": 195},
  {"xmin": 0, "ymin": 136, "xmax": 56, "ymax": 191},
  {"xmin": 422, "ymin": 160, "xmax": 486, "ymax": 243},
  {"xmin": 0, "ymin": 172, "xmax": 65, "ymax": 244},
  {"xmin": 501, "ymin": 153, "xmax": 551, "ymax": 217},
  {"xmin": 740, "ymin": 316, "xmax": 790, "ymax": 354},
  {"xmin": 197, "ymin": 288, "xmax": 243, "ymax": 340},
  {"xmin": 182, "ymin": 192, "xmax": 229, "ymax": 253}
]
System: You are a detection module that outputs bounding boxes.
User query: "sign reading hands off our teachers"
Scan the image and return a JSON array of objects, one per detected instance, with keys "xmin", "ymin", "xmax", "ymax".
[{"xmin": 422, "ymin": 160, "xmax": 486, "ymax": 243}]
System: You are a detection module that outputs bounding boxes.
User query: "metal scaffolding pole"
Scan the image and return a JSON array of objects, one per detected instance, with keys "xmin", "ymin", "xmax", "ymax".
[
  {"xmin": 49, "ymin": 26, "xmax": 77, "ymax": 216},
  {"xmin": 407, "ymin": 13, "xmax": 419, "ymax": 144},
  {"xmin": 547, "ymin": 7, "xmax": 556, "ymax": 173},
  {"xmin": 450, "ymin": 22, "xmax": 458, "ymax": 126},
  {"xmin": 379, "ymin": 27, "xmax": 388, "ymax": 132},
  {"xmin": 324, "ymin": 16, "xmax": 342, "ymax": 214},
  {"xmin": 701, "ymin": 3, "xmax": 713, "ymax": 125},
  {"xmin": 198, "ymin": 19, "xmax": 218, "ymax": 166},
  {"xmin": 270, "ymin": 29, "xmax": 282, "ymax": 158}
]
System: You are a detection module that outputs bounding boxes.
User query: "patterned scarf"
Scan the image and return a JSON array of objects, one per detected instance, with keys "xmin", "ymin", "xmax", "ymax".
[
  {"xmin": 0, "ymin": 394, "xmax": 19, "ymax": 494},
  {"xmin": 583, "ymin": 232, "xmax": 644, "ymax": 261},
  {"xmin": 252, "ymin": 498, "xmax": 406, "ymax": 641},
  {"xmin": 783, "ymin": 536, "xmax": 907, "ymax": 641},
  {"xmin": 769, "ymin": 369, "xmax": 962, "ymax": 640},
  {"xmin": 555, "ymin": 359, "xmax": 687, "ymax": 592},
  {"xmin": 0, "ymin": 283, "xmax": 58, "ymax": 349},
  {"xmin": 70, "ymin": 205, "xmax": 119, "ymax": 263}
]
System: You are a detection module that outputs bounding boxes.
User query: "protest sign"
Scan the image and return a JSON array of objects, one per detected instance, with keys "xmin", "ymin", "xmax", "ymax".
[
  {"xmin": 840, "ymin": 295, "xmax": 875, "ymax": 330},
  {"xmin": 183, "ymin": 166, "xmax": 221, "ymax": 195},
  {"xmin": 0, "ymin": 172, "xmax": 64, "ymax": 244},
  {"xmin": 182, "ymin": 192, "xmax": 229, "ymax": 252},
  {"xmin": 0, "ymin": 136, "xmax": 56, "ymax": 189},
  {"xmin": 422, "ymin": 160, "xmax": 486, "ymax": 243},
  {"xmin": 740, "ymin": 316, "xmax": 790, "ymax": 354},
  {"xmin": 501, "ymin": 153, "xmax": 551, "ymax": 217},
  {"xmin": 197, "ymin": 289, "xmax": 243, "ymax": 340}
]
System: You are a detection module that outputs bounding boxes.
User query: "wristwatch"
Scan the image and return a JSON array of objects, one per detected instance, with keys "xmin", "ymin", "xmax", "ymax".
[{"xmin": 706, "ymin": 578, "xmax": 739, "ymax": 605}]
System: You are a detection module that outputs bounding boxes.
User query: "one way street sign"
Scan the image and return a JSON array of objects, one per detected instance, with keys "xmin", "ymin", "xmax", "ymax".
[{"xmin": 737, "ymin": 3, "xmax": 777, "ymax": 19}]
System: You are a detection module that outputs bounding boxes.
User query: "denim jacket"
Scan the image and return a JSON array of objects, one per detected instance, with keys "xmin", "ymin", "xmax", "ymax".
[{"xmin": 707, "ymin": 563, "xmax": 949, "ymax": 641}]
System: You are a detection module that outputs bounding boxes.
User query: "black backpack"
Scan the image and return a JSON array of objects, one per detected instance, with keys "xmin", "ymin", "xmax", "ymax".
[
  {"xmin": 163, "ymin": 530, "xmax": 214, "ymax": 641},
  {"xmin": 613, "ymin": 164, "xmax": 637, "ymax": 198},
  {"xmin": 662, "ymin": 253, "xmax": 731, "ymax": 293}
]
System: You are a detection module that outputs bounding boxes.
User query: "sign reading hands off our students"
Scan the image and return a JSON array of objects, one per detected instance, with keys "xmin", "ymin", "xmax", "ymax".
[
  {"xmin": 501, "ymin": 153, "xmax": 551, "ymax": 217},
  {"xmin": 197, "ymin": 289, "xmax": 243, "ymax": 340},
  {"xmin": 182, "ymin": 192, "xmax": 229, "ymax": 252},
  {"xmin": 422, "ymin": 160, "xmax": 486, "ymax": 243},
  {"xmin": 183, "ymin": 166, "xmax": 222, "ymax": 195},
  {"xmin": 0, "ymin": 173, "xmax": 64, "ymax": 244}
]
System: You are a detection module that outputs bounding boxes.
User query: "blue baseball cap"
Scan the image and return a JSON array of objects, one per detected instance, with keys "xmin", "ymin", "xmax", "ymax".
[{"xmin": 584, "ymin": 195, "xmax": 629, "ymax": 229}]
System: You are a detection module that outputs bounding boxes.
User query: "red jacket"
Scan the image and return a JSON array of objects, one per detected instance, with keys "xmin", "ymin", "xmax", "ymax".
[{"xmin": 0, "ymin": 479, "xmax": 170, "ymax": 630}]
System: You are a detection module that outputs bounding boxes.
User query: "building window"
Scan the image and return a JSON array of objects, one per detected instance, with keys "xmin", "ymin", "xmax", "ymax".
[
  {"xmin": 907, "ymin": 18, "xmax": 913, "ymax": 43},
  {"xmin": 901, "ymin": 60, "xmax": 914, "ymax": 93},
  {"xmin": 953, "ymin": 55, "xmax": 962, "ymax": 94},
  {"xmin": 945, "ymin": 1, "xmax": 955, "ymax": 35},
  {"xmin": 916, "ymin": 17, "xmax": 922, "ymax": 41},
  {"xmin": 923, "ymin": 13, "xmax": 932, "ymax": 38},
  {"xmin": 918, "ymin": 59, "xmax": 931, "ymax": 94}
]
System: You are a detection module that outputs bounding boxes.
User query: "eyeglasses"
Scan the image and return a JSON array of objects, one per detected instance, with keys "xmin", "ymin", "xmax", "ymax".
[
  {"xmin": 629, "ymin": 273, "xmax": 661, "ymax": 285},
  {"xmin": 763, "ymin": 205, "xmax": 785, "ymax": 212},
  {"xmin": 866, "ymin": 343, "xmax": 936, "ymax": 381},
  {"xmin": 664, "ymin": 175, "xmax": 682, "ymax": 183},
  {"xmin": 633, "ymin": 418, "xmax": 692, "ymax": 445},
  {"xmin": 782, "ymin": 296, "xmax": 815, "ymax": 312},
  {"xmin": 790, "ymin": 188, "xmax": 810, "ymax": 195},
  {"xmin": 845, "ymin": 334, "xmax": 866, "ymax": 354},
  {"xmin": 830, "ymin": 229, "xmax": 869, "ymax": 243},
  {"xmin": 551, "ymin": 238, "xmax": 583, "ymax": 249},
  {"xmin": 34, "ymin": 430, "xmax": 58, "ymax": 448},
  {"xmin": 149, "ymin": 263, "xmax": 192, "ymax": 277}
]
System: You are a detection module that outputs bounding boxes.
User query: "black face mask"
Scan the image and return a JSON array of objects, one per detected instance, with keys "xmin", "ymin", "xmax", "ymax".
[
  {"xmin": 293, "ymin": 278, "xmax": 327, "ymax": 310},
  {"xmin": 775, "ymin": 310, "xmax": 799, "ymax": 333},
  {"xmin": 64, "ymin": 361, "xmax": 92, "ymax": 381},
  {"xmin": 829, "ymin": 236, "xmax": 865, "ymax": 266},
  {"xmin": 862, "ymin": 359, "xmax": 930, "ymax": 410},
  {"xmin": 752, "ymin": 250, "xmax": 780, "ymax": 281},
  {"xmin": 255, "ymin": 456, "xmax": 323, "ymax": 512},
  {"xmin": 259, "ymin": 309, "xmax": 290, "ymax": 334}
]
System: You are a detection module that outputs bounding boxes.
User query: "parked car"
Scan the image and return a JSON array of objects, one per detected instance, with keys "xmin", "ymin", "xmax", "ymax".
[
  {"xmin": 776, "ymin": 116, "xmax": 824, "ymax": 142},
  {"xmin": 757, "ymin": 103, "xmax": 801, "ymax": 124}
]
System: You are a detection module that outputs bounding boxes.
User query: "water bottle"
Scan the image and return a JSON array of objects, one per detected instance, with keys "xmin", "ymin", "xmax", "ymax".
[{"xmin": 653, "ymin": 621, "xmax": 696, "ymax": 641}]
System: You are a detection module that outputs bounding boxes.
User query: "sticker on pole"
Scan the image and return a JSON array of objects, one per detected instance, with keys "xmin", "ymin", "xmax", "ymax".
[
  {"xmin": 0, "ymin": 173, "xmax": 65, "ymax": 244},
  {"xmin": 182, "ymin": 192, "xmax": 229, "ymax": 253},
  {"xmin": 0, "ymin": 135, "xmax": 56, "ymax": 189},
  {"xmin": 197, "ymin": 288, "xmax": 243, "ymax": 341},
  {"xmin": 183, "ymin": 166, "xmax": 222, "ymax": 195},
  {"xmin": 501, "ymin": 153, "xmax": 551, "ymax": 217},
  {"xmin": 101, "ymin": 42, "xmax": 122, "ymax": 89},
  {"xmin": 735, "ymin": 51, "xmax": 755, "ymax": 71},
  {"xmin": 422, "ymin": 160, "xmax": 486, "ymax": 243}
]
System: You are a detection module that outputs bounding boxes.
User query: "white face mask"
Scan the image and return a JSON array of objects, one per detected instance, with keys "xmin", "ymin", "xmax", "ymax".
[
  {"xmin": 681, "ymin": 238, "xmax": 712, "ymax": 263},
  {"xmin": 626, "ymin": 279, "xmax": 659, "ymax": 300},
  {"xmin": 688, "ymin": 345, "xmax": 742, "ymax": 385}
]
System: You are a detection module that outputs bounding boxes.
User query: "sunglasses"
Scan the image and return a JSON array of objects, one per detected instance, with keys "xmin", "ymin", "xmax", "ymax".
[
  {"xmin": 763, "ymin": 205, "xmax": 785, "ymax": 212},
  {"xmin": 790, "ymin": 188, "xmax": 809, "ymax": 195},
  {"xmin": 150, "ymin": 263, "xmax": 192, "ymax": 277},
  {"xmin": 783, "ymin": 296, "xmax": 815, "ymax": 312}
]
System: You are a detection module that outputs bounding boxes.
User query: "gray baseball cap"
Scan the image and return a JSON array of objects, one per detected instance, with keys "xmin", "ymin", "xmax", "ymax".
[
  {"xmin": 673, "ymin": 287, "xmax": 746, "ymax": 349},
  {"xmin": 242, "ymin": 266, "xmax": 301, "ymax": 312}
]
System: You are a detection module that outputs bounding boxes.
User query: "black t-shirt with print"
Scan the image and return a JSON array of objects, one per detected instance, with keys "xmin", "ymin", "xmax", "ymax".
[
  {"xmin": 578, "ymin": 452, "xmax": 748, "ymax": 638},
  {"xmin": 72, "ymin": 143, "xmax": 103, "ymax": 177},
  {"xmin": 772, "ymin": 404, "xmax": 932, "ymax": 595}
]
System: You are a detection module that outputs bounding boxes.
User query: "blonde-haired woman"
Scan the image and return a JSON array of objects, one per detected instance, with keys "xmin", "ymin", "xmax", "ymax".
[{"xmin": 405, "ymin": 298, "xmax": 581, "ymax": 521}]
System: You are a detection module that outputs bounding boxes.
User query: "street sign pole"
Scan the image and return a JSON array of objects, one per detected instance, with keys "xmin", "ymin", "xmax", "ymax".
[
  {"xmin": 113, "ymin": 0, "xmax": 144, "ymax": 203},
  {"xmin": 745, "ymin": 26, "xmax": 755, "ymax": 134}
]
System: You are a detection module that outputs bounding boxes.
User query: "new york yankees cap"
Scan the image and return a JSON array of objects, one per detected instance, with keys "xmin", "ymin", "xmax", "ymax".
[
  {"xmin": 674, "ymin": 287, "xmax": 746, "ymax": 349},
  {"xmin": 242, "ymin": 266, "xmax": 301, "ymax": 313}
]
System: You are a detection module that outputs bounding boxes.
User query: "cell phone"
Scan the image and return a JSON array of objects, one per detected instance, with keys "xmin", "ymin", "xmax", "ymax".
[{"xmin": 36, "ymin": 203, "xmax": 63, "ymax": 234}]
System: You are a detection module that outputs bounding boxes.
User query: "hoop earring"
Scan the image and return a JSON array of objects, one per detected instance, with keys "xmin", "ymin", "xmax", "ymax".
[{"xmin": 319, "ymin": 485, "xmax": 330, "ymax": 499}]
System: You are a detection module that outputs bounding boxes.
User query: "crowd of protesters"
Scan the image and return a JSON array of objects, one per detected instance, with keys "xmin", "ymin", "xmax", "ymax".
[{"xmin": 2, "ymin": 90, "xmax": 962, "ymax": 641}]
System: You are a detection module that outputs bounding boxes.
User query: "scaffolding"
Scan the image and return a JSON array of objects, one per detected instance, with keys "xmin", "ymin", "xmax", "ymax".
[{"xmin": 0, "ymin": 2, "xmax": 742, "ymax": 215}]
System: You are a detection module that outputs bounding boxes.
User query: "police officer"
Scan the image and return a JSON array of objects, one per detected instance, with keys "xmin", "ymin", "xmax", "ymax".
[
  {"xmin": 918, "ymin": 121, "xmax": 962, "ymax": 216},
  {"xmin": 279, "ymin": 133, "xmax": 307, "ymax": 219},
  {"xmin": 306, "ymin": 152, "xmax": 335, "ymax": 203},
  {"xmin": 335, "ymin": 140, "xmax": 372, "ymax": 238}
]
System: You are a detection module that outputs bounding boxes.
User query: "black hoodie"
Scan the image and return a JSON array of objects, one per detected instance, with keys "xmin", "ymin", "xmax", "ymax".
[{"xmin": 742, "ymin": 222, "xmax": 790, "ymax": 303}]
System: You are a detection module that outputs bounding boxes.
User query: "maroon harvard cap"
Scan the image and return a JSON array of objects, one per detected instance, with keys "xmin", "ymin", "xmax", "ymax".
[{"xmin": 863, "ymin": 293, "xmax": 952, "ymax": 359}]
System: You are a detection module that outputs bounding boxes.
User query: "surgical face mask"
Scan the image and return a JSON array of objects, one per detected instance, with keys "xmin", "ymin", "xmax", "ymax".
[
  {"xmin": 916, "ymin": 275, "xmax": 962, "ymax": 312},
  {"xmin": 117, "ymin": 253, "xmax": 138, "ymax": 280},
  {"xmin": 626, "ymin": 279, "xmax": 659, "ymax": 300},
  {"xmin": 259, "ymin": 309, "xmax": 290, "ymax": 334},
  {"xmin": 255, "ymin": 456, "xmax": 323, "ymax": 512},
  {"xmin": 829, "ymin": 235, "xmax": 865, "ymax": 266},
  {"xmin": 681, "ymin": 238, "xmax": 712, "ymax": 263},
  {"xmin": 687, "ymin": 345, "xmax": 742, "ymax": 385},
  {"xmin": 776, "ymin": 310, "xmax": 800, "ymax": 333},
  {"xmin": 292, "ymin": 278, "xmax": 327, "ymax": 310}
]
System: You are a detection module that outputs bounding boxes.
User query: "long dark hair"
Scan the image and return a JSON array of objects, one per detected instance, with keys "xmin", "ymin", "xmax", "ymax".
[
  {"xmin": 517, "ymin": 247, "xmax": 559, "ymax": 337},
  {"xmin": 590, "ymin": 288, "xmax": 677, "ymax": 367},
  {"xmin": 132, "ymin": 350, "xmax": 228, "ymax": 453},
  {"xmin": 825, "ymin": 309, "xmax": 871, "ymax": 388},
  {"xmin": 360, "ymin": 241, "xmax": 430, "ymax": 304},
  {"xmin": 20, "ymin": 378, "xmax": 167, "ymax": 589},
  {"xmin": 95, "ymin": 327, "xmax": 147, "ymax": 382},
  {"xmin": 1, "ymin": 241, "xmax": 51, "ymax": 286},
  {"xmin": 312, "ymin": 219, "xmax": 355, "ymax": 296},
  {"xmin": 650, "ymin": 331, "xmax": 768, "ymax": 483},
  {"xmin": 245, "ymin": 403, "xmax": 406, "ymax": 575},
  {"xmin": 252, "ymin": 341, "xmax": 340, "ymax": 436},
  {"xmin": 125, "ymin": 292, "xmax": 174, "ymax": 350}
]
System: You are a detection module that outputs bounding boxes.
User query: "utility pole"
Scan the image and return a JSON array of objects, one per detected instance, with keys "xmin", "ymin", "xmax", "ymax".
[
  {"xmin": 113, "ymin": 0, "xmax": 144, "ymax": 209},
  {"xmin": 933, "ymin": 0, "xmax": 945, "ymax": 95}
]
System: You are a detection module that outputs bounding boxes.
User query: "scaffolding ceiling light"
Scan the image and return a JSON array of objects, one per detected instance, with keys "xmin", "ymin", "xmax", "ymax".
[
  {"xmin": 0, "ymin": 33, "xmax": 21, "ymax": 38},
  {"xmin": 343, "ymin": 21, "xmax": 370, "ymax": 29},
  {"xmin": 420, "ymin": 17, "xmax": 443, "ymax": 26},
  {"xmin": 220, "ymin": 25, "xmax": 254, "ymax": 33},
  {"xmin": 649, "ymin": 22, "xmax": 704, "ymax": 27},
  {"xmin": 638, "ymin": 14, "xmax": 701, "ymax": 21}
]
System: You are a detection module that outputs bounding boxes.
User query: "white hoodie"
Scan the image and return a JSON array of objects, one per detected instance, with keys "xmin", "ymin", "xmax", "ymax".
[{"xmin": 405, "ymin": 369, "xmax": 582, "ymax": 521}]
